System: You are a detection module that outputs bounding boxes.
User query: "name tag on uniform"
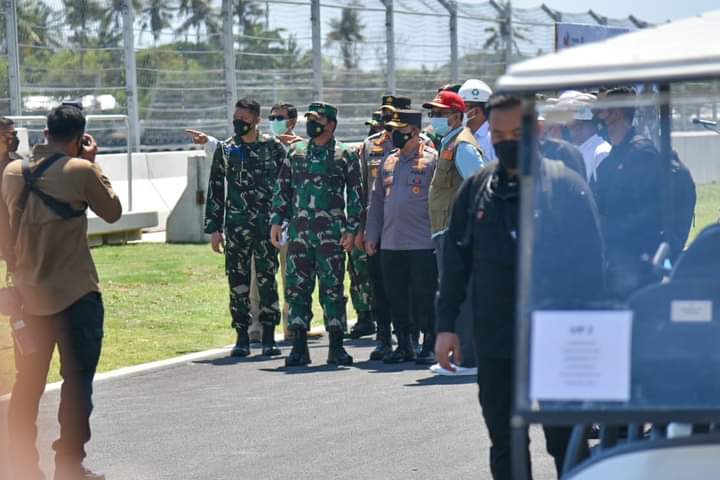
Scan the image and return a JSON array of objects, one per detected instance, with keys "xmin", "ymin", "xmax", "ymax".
[{"xmin": 371, "ymin": 165, "xmax": 379, "ymax": 178}]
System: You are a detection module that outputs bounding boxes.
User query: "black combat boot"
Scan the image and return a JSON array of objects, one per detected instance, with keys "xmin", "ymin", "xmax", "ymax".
[
  {"xmin": 383, "ymin": 329, "xmax": 416, "ymax": 364},
  {"xmin": 369, "ymin": 323, "xmax": 392, "ymax": 361},
  {"xmin": 349, "ymin": 311, "xmax": 376, "ymax": 339},
  {"xmin": 230, "ymin": 327, "xmax": 250, "ymax": 357},
  {"xmin": 416, "ymin": 333, "xmax": 436, "ymax": 365},
  {"xmin": 327, "ymin": 327, "xmax": 354, "ymax": 366},
  {"xmin": 261, "ymin": 324, "xmax": 281, "ymax": 357},
  {"xmin": 285, "ymin": 328, "xmax": 311, "ymax": 367}
]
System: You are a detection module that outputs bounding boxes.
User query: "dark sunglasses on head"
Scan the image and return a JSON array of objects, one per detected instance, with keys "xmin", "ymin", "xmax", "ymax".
[{"xmin": 268, "ymin": 115, "xmax": 287, "ymax": 121}]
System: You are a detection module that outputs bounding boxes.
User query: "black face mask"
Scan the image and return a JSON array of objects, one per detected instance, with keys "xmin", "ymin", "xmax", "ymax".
[
  {"xmin": 493, "ymin": 140, "xmax": 519, "ymax": 171},
  {"xmin": 233, "ymin": 119, "xmax": 252, "ymax": 137},
  {"xmin": 307, "ymin": 120, "xmax": 325, "ymax": 139},
  {"xmin": 392, "ymin": 130, "xmax": 413, "ymax": 150}
]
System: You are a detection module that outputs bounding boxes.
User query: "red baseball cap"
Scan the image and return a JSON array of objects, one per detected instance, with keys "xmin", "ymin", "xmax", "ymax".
[{"xmin": 422, "ymin": 90, "xmax": 466, "ymax": 113}]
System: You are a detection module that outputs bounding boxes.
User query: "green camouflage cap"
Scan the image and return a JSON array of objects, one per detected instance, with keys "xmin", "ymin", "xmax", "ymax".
[
  {"xmin": 365, "ymin": 111, "xmax": 383, "ymax": 127},
  {"xmin": 305, "ymin": 102, "xmax": 338, "ymax": 121}
]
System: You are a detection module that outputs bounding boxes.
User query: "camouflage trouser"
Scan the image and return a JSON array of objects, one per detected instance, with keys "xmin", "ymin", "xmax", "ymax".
[
  {"xmin": 347, "ymin": 247, "xmax": 371, "ymax": 315},
  {"xmin": 225, "ymin": 220, "xmax": 280, "ymax": 330},
  {"xmin": 286, "ymin": 237, "xmax": 347, "ymax": 332}
]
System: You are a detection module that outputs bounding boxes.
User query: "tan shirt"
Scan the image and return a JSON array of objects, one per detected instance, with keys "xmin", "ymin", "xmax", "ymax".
[{"xmin": 2, "ymin": 145, "xmax": 122, "ymax": 315}]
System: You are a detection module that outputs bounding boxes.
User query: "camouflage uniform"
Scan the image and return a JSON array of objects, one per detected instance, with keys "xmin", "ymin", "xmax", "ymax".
[
  {"xmin": 271, "ymin": 138, "xmax": 363, "ymax": 332},
  {"xmin": 204, "ymin": 133, "xmax": 286, "ymax": 330}
]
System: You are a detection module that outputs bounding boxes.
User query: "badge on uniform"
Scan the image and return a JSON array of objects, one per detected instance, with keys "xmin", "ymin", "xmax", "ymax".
[
  {"xmin": 371, "ymin": 165, "xmax": 379, "ymax": 178},
  {"xmin": 476, "ymin": 210, "xmax": 485, "ymax": 220},
  {"xmin": 440, "ymin": 148, "xmax": 454, "ymax": 162},
  {"xmin": 412, "ymin": 186, "xmax": 421, "ymax": 194}
]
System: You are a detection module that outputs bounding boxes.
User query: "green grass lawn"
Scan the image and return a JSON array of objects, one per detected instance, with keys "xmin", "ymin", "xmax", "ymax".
[
  {"xmin": 1, "ymin": 183, "xmax": 719, "ymax": 395},
  {"xmin": 0, "ymin": 243, "xmax": 355, "ymax": 395}
]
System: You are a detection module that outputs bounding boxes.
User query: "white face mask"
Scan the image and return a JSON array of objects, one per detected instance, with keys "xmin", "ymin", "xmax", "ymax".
[{"xmin": 270, "ymin": 119, "xmax": 288, "ymax": 137}]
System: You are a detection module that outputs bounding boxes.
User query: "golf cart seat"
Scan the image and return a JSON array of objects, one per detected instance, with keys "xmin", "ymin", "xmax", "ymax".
[
  {"xmin": 671, "ymin": 224, "xmax": 720, "ymax": 282},
  {"xmin": 626, "ymin": 280, "xmax": 720, "ymax": 407},
  {"xmin": 564, "ymin": 433, "xmax": 720, "ymax": 480}
]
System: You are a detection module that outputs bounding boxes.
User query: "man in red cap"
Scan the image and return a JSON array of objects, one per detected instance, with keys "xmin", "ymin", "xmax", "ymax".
[{"xmin": 423, "ymin": 89, "xmax": 485, "ymax": 367}]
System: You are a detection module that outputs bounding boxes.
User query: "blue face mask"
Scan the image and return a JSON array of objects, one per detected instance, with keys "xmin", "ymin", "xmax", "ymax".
[
  {"xmin": 270, "ymin": 119, "xmax": 288, "ymax": 137},
  {"xmin": 431, "ymin": 117, "xmax": 450, "ymax": 137}
]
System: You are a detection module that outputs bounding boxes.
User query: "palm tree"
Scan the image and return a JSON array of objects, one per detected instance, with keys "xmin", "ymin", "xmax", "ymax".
[
  {"xmin": 325, "ymin": 1, "xmax": 365, "ymax": 70},
  {"xmin": 14, "ymin": 0, "xmax": 62, "ymax": 49},
  {"xmin": 483, "ymin": 0, "xmax": 530, "ymax": 56},
  {"xmin": 100, "ymin": 0, "xmax": 141, "ymax": 40},
  {"xmin": 63, "ymin": 0, "xmax": 104, "ymax": 47},
  {"xmin": 176, "ymin": 0, "xmax": 221, "ymax": 45},
  {"xmin": 140, "ymin": 0, "xmax": 175, "ymax": 44}
]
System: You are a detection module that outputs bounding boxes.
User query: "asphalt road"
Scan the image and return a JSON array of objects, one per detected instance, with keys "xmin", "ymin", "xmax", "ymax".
[{"xmin": 0, "ymin": 338, "xmax": 558, "ymax": 480}]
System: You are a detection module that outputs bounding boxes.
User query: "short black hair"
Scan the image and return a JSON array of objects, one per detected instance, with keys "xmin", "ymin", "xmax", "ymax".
[
  {"xmin": 271, "ymin": 103, "xmax": 297, "ymax": 119},
  {"xmin": 605, "ymin": 86, "xmax": 636, "ymax": 123},
  {"xmin": 235, "ymin": 98, "xmax": 261, "ymax": 116},
  {"xmin": 47, "ymin": 105, "xmax": 86, "ymax": 142},
  {"xmin": 486, "ymin": 94, "xmax": 523, "ymax": 116},
  {"xmin": 0, "ymin": 117, "xmax": 14, "ymax": 130}
]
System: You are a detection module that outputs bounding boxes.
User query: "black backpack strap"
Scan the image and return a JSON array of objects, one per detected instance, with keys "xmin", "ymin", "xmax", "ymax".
[{"xmin": 22, "ymin": 153, "xmax": 87, "ymax": 220}]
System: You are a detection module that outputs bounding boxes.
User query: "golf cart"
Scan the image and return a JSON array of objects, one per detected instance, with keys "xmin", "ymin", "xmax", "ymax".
[{"xmin": 496, "ymin": 10, "xmax": 720, "ymax": 480}]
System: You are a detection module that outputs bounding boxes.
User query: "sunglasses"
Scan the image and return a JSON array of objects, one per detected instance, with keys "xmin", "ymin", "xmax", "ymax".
[
  {"xmin": 428, "ymin": 111, "xmax": 451, "ymax": 118},
  {"xmin": 268, "ymin": 115, "xmax": 287, "ymax": 121}
]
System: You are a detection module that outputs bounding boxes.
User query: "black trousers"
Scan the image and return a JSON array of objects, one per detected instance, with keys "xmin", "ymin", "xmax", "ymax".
[
  {"xmin": 367, "ymin": 243, "xmax": 391, "ymax": 328},
  {"xmin": 8, "ymin": 292, "xmax": 104, "ymax": 479},
  {"xmin": 380, "ymin": 249, "xmax": 437, "ymax": 334},
  {"xmin": 477, "ymin": 357, "xmax": 582, "ymax": 480}
]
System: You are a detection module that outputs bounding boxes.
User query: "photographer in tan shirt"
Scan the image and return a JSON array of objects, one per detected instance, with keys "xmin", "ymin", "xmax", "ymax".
[{"xmin": 2, "ymin": 105, "xmax": 121, "ymax": 480}]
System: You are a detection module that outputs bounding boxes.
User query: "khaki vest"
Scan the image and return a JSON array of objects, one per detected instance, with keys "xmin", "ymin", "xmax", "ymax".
[{"xmin": 428, "ymin": 127, "xmax": 480, "ymax": 233}]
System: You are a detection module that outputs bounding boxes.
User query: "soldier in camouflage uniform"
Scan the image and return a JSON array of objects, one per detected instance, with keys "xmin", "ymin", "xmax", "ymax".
[
  {"xmin": 204, "ymin": 98, "xmax": 286, "ymax": 358},
  {"xmin": 271, "ymin": 102, "xmax": 362, "ymax": 367}
]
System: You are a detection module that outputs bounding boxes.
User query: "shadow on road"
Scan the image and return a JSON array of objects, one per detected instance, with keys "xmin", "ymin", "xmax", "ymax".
[
  {"xmin": 404, "ymin": 375, "xmax": 476, "ymax": 387},
  {"xmin": 353, "ymin": 360, "xmax": 429, "ymax": 374}
]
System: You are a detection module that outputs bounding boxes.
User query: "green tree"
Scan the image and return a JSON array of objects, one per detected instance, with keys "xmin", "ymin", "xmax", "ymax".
[
  {"xmin": 15, "ymin": 0, "xmax": 62, "ymax": 50},
  {"xmin": 140, "ymin": 0, "xmax": 175, "ymax": 44},
  {"xmin": 483, "ymin": 1, "xmax": 530, "ymax": 56},
  {"xmin": 97, "ymin": 0, "xmax": 141, "ymax": 47},
  {"xmin": 176, "ymin": 0, "xmax": 221, "ymax": 45},
  {"xmin": 325, "ymin": 1, "xmax": 365, "ymax": 70},
  {"xmin": 63, "ymin": 0, "xmax": 104, "ymax": 47}
]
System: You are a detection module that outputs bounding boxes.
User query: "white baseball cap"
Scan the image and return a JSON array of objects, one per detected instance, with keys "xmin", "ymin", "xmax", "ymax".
[
  {"xmin": 557, "ymin": 90, "xmax": 597, "ymax": 121},
  {"xmin": 458, "ymin": 79, "xmax": 493, "ymax": 103}
]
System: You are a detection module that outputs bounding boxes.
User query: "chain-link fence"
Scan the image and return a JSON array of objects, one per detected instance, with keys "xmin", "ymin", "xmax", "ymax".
[{"xmin": 8, "ymin": 0, "xmax": 700, "ymax": 148}]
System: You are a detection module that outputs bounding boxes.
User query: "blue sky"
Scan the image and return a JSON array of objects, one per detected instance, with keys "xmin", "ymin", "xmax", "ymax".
[{"xmin": 510, "ymin": 0, "xmax": 719, "ymax": 23}]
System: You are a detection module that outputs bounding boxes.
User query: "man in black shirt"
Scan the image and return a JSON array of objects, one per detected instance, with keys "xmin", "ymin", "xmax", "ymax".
[
  {"xmin": 594, "ymin": 87, "xmax": 667, "ymax": 299},
  {"xmin": 435, "ymin": 95, "xmax": 604, "ymax": 479}
]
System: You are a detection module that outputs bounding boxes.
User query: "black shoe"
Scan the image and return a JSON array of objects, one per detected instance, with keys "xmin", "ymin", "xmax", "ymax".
[
  {"xmin": 285, "ymin": 328, "xmax": 311, "ymax": 367},
  {"xmin": 383, "ymin": 331, "xmax": 416, "ymax": 364},
  {"xmin": 350, "ymin": 311, "xmax": 376, "ymax": 339},
  {"xmin": 369, "ymin": 323, "xmax": 392, "ymax": 361},
  {"xmin": 416, "ymin": 334, "xmax": 436, "ymax": 365},
  {"xmin": 327, "ymin": 327, "xmax": 354, "ymax": 365},
  {"xmin": 230, "ymin": 328, "xmax": 250, "ymax": 357},
  {"xmin": 261, "ymin": 324, "xmax": 281, "ymax": 357},
  {"xmin": 54, "ymin": 464, "xmax": 105, "ymax": 480}
]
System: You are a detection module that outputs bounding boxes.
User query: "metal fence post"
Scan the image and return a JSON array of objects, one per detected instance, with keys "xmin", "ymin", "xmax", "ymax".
[
  {"xmin": 382, "ymin": 0, "xmax": 396, "ymax": 94},
  {"xmin": 311, "ymin": 0, "xmax": 323, "ymax": 100},
  {"xmin": 222, "ymin": 0, "xmax": 237, "ymax": 127},
  {"xmin": 121, "ymin": 0, "xmax": 139, "ymax": 211},
  {"xmin": 438, "ymin": 0, "xmax": 459, "ymax": 83},
  {"xmin": 5, "ymin": 0, "xmax": 22, "ymax": 115}
]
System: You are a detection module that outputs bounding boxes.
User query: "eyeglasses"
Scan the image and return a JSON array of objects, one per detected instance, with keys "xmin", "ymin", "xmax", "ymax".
[
  {"xmin": 428, "ymin": 111, "xmax": 451, "ymax": 118},
  {"xmin": 268, "ymin": 115, "xmax": 287, "ymax": 121}
]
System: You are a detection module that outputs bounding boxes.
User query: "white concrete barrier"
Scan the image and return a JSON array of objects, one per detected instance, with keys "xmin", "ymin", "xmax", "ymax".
[
  {"xmin": 166, "ymin": 155, "xmax": 212, "ymax": 243},
  {"xmin": 672, "ymin": 131, "xmax": 720, "ymax": 185}
]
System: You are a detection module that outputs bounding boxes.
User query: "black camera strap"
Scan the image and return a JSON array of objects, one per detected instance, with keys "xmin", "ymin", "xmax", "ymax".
[{"xmin": 21, "ymin": 153, "xmax": 87, "ymax": 220}]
